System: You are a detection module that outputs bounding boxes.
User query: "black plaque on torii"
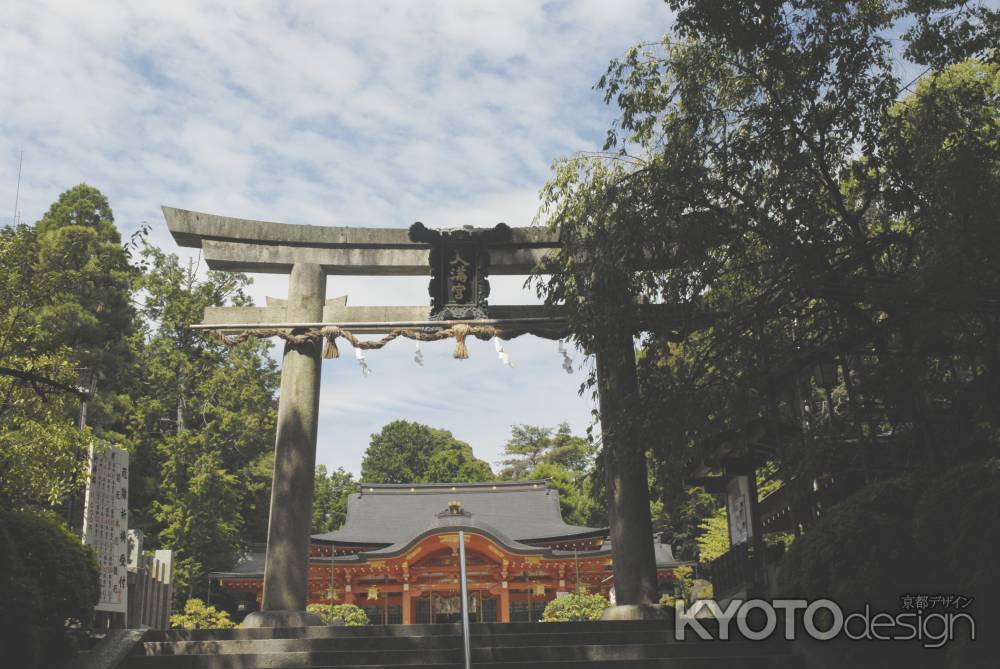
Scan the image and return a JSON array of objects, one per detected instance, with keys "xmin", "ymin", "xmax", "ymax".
[{"xmin": 409, "ymin": 222, "xmax": 512, "ymax": 320}]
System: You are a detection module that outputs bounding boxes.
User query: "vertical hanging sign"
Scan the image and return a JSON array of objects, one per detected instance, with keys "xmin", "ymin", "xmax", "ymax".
[
  {"xmin": 726, "ymin": 475, "xmax": 753, "ymax": 547},
  {"xmin": 408, "ymin": 221, "xmax": 512, "ymax": 320},
  {"xmin": 82, "ymin": 445, "xmax": 130, "ymax": 613}
]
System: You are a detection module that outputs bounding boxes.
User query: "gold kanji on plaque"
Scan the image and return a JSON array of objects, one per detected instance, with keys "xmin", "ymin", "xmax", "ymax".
[
  {"xmin": 449, "ymin": 252, "xmax": 470, "ymax": 301},
  {"xmin": 409, "ymin": 221, "xmax": 511, "ymax": 320}
]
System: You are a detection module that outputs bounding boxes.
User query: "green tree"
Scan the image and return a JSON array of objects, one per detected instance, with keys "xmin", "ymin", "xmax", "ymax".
[
  {"xmin": 499, "ymin": 423, "xmax": 600, "ymax": 525},
  {"xmin": 312, "ymin": 465, "xmax": 355, "ymax": 533},
  {"xmin": 32, "ymin": 185, "xmax": 134, "ymax": 367},
  {"xmin": 499, "ymin": 423, "xmax": 595, "ymax": 479},
  {"xmin": 528, "ymin": 462, "xmax": 594, "ymax": 526},
  {"xmin": 533, "ymin": 1, "xmax": 1000, "ymax": 561},
  {"xmin": 696, "ymin": 508, "xmax": 729, "ymax": 563},
  {"xmin": 648, "ymin": 485, "xmax": 717, "ymax": 563},
  {"xmin": 360, "ymin": 420, "xmax": 490, "ymax": 483},
  {"xmin": 129, "ymin": 245, "xmax": 278, "ymax": 602},
  {"xmin": 545, "ymin": 423, "xmax": 596, "ymax": 472},
  {"xmin": 31, "ymin": 185, "xmax": 137, "ymax": 437},
  {"xmin": 498, "ymin": 425, "xmax": 552, "ymax": 479},
  {"xmin": 1, "ymin": 185, "xmax": 283, "ymax": 610},
  {"xmin": 0, "ymin": 185, "xmax": 137, "ymax": 513},
  {"xmin": 425, "ymin": 443, "xmax": 494, "ymax": 483},
  {"xmin": 154, "ymin": 448, "xmax": 243, "ymax": 602},
  {"xmin": 0, "ymin": 224, "xmax": 50, "ymax": 376},
  {"xmin": 0, "ymin": 354, "xmax": 93, "ymax": 509}
]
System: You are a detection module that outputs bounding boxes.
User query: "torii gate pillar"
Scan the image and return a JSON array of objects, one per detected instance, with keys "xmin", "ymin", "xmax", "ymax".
[
  {"xmin": 161, "ymin": 207, "xmax": 699, "ymax": 624},
  {"xmin": 595, "ymin": 328, "xmax": 663, "ymax": 619},
  {"xmin": 246, "ymin": 263, "xmax": 326, "ymax": 626}
]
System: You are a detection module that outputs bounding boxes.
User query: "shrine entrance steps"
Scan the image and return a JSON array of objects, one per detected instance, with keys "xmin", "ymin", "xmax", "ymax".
[{"xmin": 123, "ymin": 619, "xmax": 803, "ymax": 668}]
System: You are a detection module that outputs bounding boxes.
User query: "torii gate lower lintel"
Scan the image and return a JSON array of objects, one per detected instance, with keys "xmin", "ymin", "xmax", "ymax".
[{"xmin": 163, "ymin": 206, "xmax": 682, "ymax": 626}]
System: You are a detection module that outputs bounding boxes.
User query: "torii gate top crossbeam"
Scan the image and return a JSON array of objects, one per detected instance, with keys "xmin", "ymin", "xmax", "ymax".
[{"xmin": 163, "ymin": 207, "xmax": 560, "ymax": 276}]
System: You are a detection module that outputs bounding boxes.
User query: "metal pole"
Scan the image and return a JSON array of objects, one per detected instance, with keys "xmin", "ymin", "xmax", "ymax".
[{"xmin": 458, "ymin": 531, "xmax": 471, "ymax": 669}]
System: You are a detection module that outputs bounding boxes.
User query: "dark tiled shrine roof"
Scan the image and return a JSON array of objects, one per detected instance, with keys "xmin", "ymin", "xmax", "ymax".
[
  {"xmin": 312, "ymin": 480, "xmax": 606, "ymax": 550},
  {"xmin": 211, "ymin": 481, "xmax": 682, "ymax": 578},
  {"xmin": 213, "ymin": 540, "xmax": 680, "ymax": 579},
  {"xmin": 214, "ymin": 548, "xmax": 266, "ymax": 577}
]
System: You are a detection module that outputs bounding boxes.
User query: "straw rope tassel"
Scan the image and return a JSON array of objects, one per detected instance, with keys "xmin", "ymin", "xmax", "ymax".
[
  {"xmin": 321, "ymin": 326, "xmax": 341, "ymax": 359},
  {"xmin": 451, "ymin": 323, "xmax": 471, "ymax": 359}
]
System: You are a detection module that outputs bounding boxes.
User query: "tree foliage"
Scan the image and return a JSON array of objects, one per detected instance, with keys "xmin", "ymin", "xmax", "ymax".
[
  {"xmin": 129, "ymin": 246, "xmax": 278, "ymax": 602},
  {"xmin": 424, "ymin": 443, "xmax": 494, "ymax": 483},
  {"xmin": 0, "ymin": 184, "xmax": 138, "ymax": 511},
  {"xmin": 0, "ymin": 354, "xmax": 94, "ymax": 508},
  {"xmin": 312, "ymin": 465, "xmax": 355, "ymax": 533},
  {"xmin": 0, "ymin": 185, "xmax": 281, "ymax": 615},
  {"xmin": 31, "ymin": 184, "xmax": 135, "ymax": 384},
  {"xmin": 499, "ymin": 423, "xmax": 601, "ymax": 525},
  {"xmin": 695, "ymin": 507, "xmax": 729, "ymax": 563},
  {"xmin": 360, "ymin": 420, "xmax": 492, "ymax": 483},
  {"xmin": 533, "ymin": 0, "xmax": 1000, "ymax": 561},
  {"xmin": 499, "ymin": 423, "xmax": 595, "ymax": 479},
  {"xmin": 648, "ymin": 477, "xmax": 718, "ymax": 562}
]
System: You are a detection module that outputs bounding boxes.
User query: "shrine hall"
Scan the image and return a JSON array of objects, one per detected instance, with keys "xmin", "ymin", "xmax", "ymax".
[{"xmin": 211, "ymin": 480, "xmax": 681, "ymax": 624}]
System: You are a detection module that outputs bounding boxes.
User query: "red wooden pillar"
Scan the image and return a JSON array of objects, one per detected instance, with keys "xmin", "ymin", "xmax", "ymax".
[
  {"xmin": 500, "ymin": 583, "xmax": 510, "ymax": 623},
  {"xmin": 402, "ymin": 585, "xmax": 412, "ymax": 624}
]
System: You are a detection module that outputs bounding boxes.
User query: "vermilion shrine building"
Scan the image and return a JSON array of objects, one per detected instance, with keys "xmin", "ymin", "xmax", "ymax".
[{"xmin": 212, "ymin": 481, "xmax": 681, "ymax": 624}]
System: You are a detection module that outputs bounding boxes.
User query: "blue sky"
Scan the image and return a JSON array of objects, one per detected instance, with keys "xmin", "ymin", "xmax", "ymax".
[{"xmin": 1, "ymin": 1, "xmax": 675, "ymax": 476}]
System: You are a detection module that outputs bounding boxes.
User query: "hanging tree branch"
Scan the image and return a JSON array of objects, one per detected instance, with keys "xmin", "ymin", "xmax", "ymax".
[{"xmin": 0, "ymin": 366, "xmax": 90, "ymax": 399}]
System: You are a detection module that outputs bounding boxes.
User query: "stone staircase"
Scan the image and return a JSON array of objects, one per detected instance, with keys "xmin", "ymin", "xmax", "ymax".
[{"xmin": 123, "ymin": 620, "xmax": 802, "ymax": 668}]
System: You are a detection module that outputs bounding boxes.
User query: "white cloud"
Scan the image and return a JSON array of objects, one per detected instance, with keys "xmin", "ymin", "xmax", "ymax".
[{"xmin": 2, "ymin": 0, "xmax": 673, "ymax": 475}]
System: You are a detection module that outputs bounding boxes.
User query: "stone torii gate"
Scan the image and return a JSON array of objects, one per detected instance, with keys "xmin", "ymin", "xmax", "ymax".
[{"xmin": 163, "ymin": 206, "xmax": 680, "ymax": 625}]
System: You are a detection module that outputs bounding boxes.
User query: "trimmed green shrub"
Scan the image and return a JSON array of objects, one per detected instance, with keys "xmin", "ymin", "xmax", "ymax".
[
  {"xmin": 778, "ymin": 473, "xmax": 923, "ymax": 610},
  {"xmin": 170, "ymin": 598, "xmax": 236, "ymax": 629},
  {"xmin": 776, "ymin": 463, "xmax": 999, "ymax": 668},
  {"xmin": 912, "ymin": 458, "xmax": 1000, "ymax": 597},
  {"xmin": 0, "ymin": 518, "xmax": 40, "ymax": 666},
  {"xmin": 0, "ymin": 509, "xmax": 100, "ymax": 668},
  {"xmin": 541, "ymin": 593, "xmax": 609, "ymax": 622},
  {"xmin": 307, "ymin": 603, "xmax": 369, "ymax": 626}
]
